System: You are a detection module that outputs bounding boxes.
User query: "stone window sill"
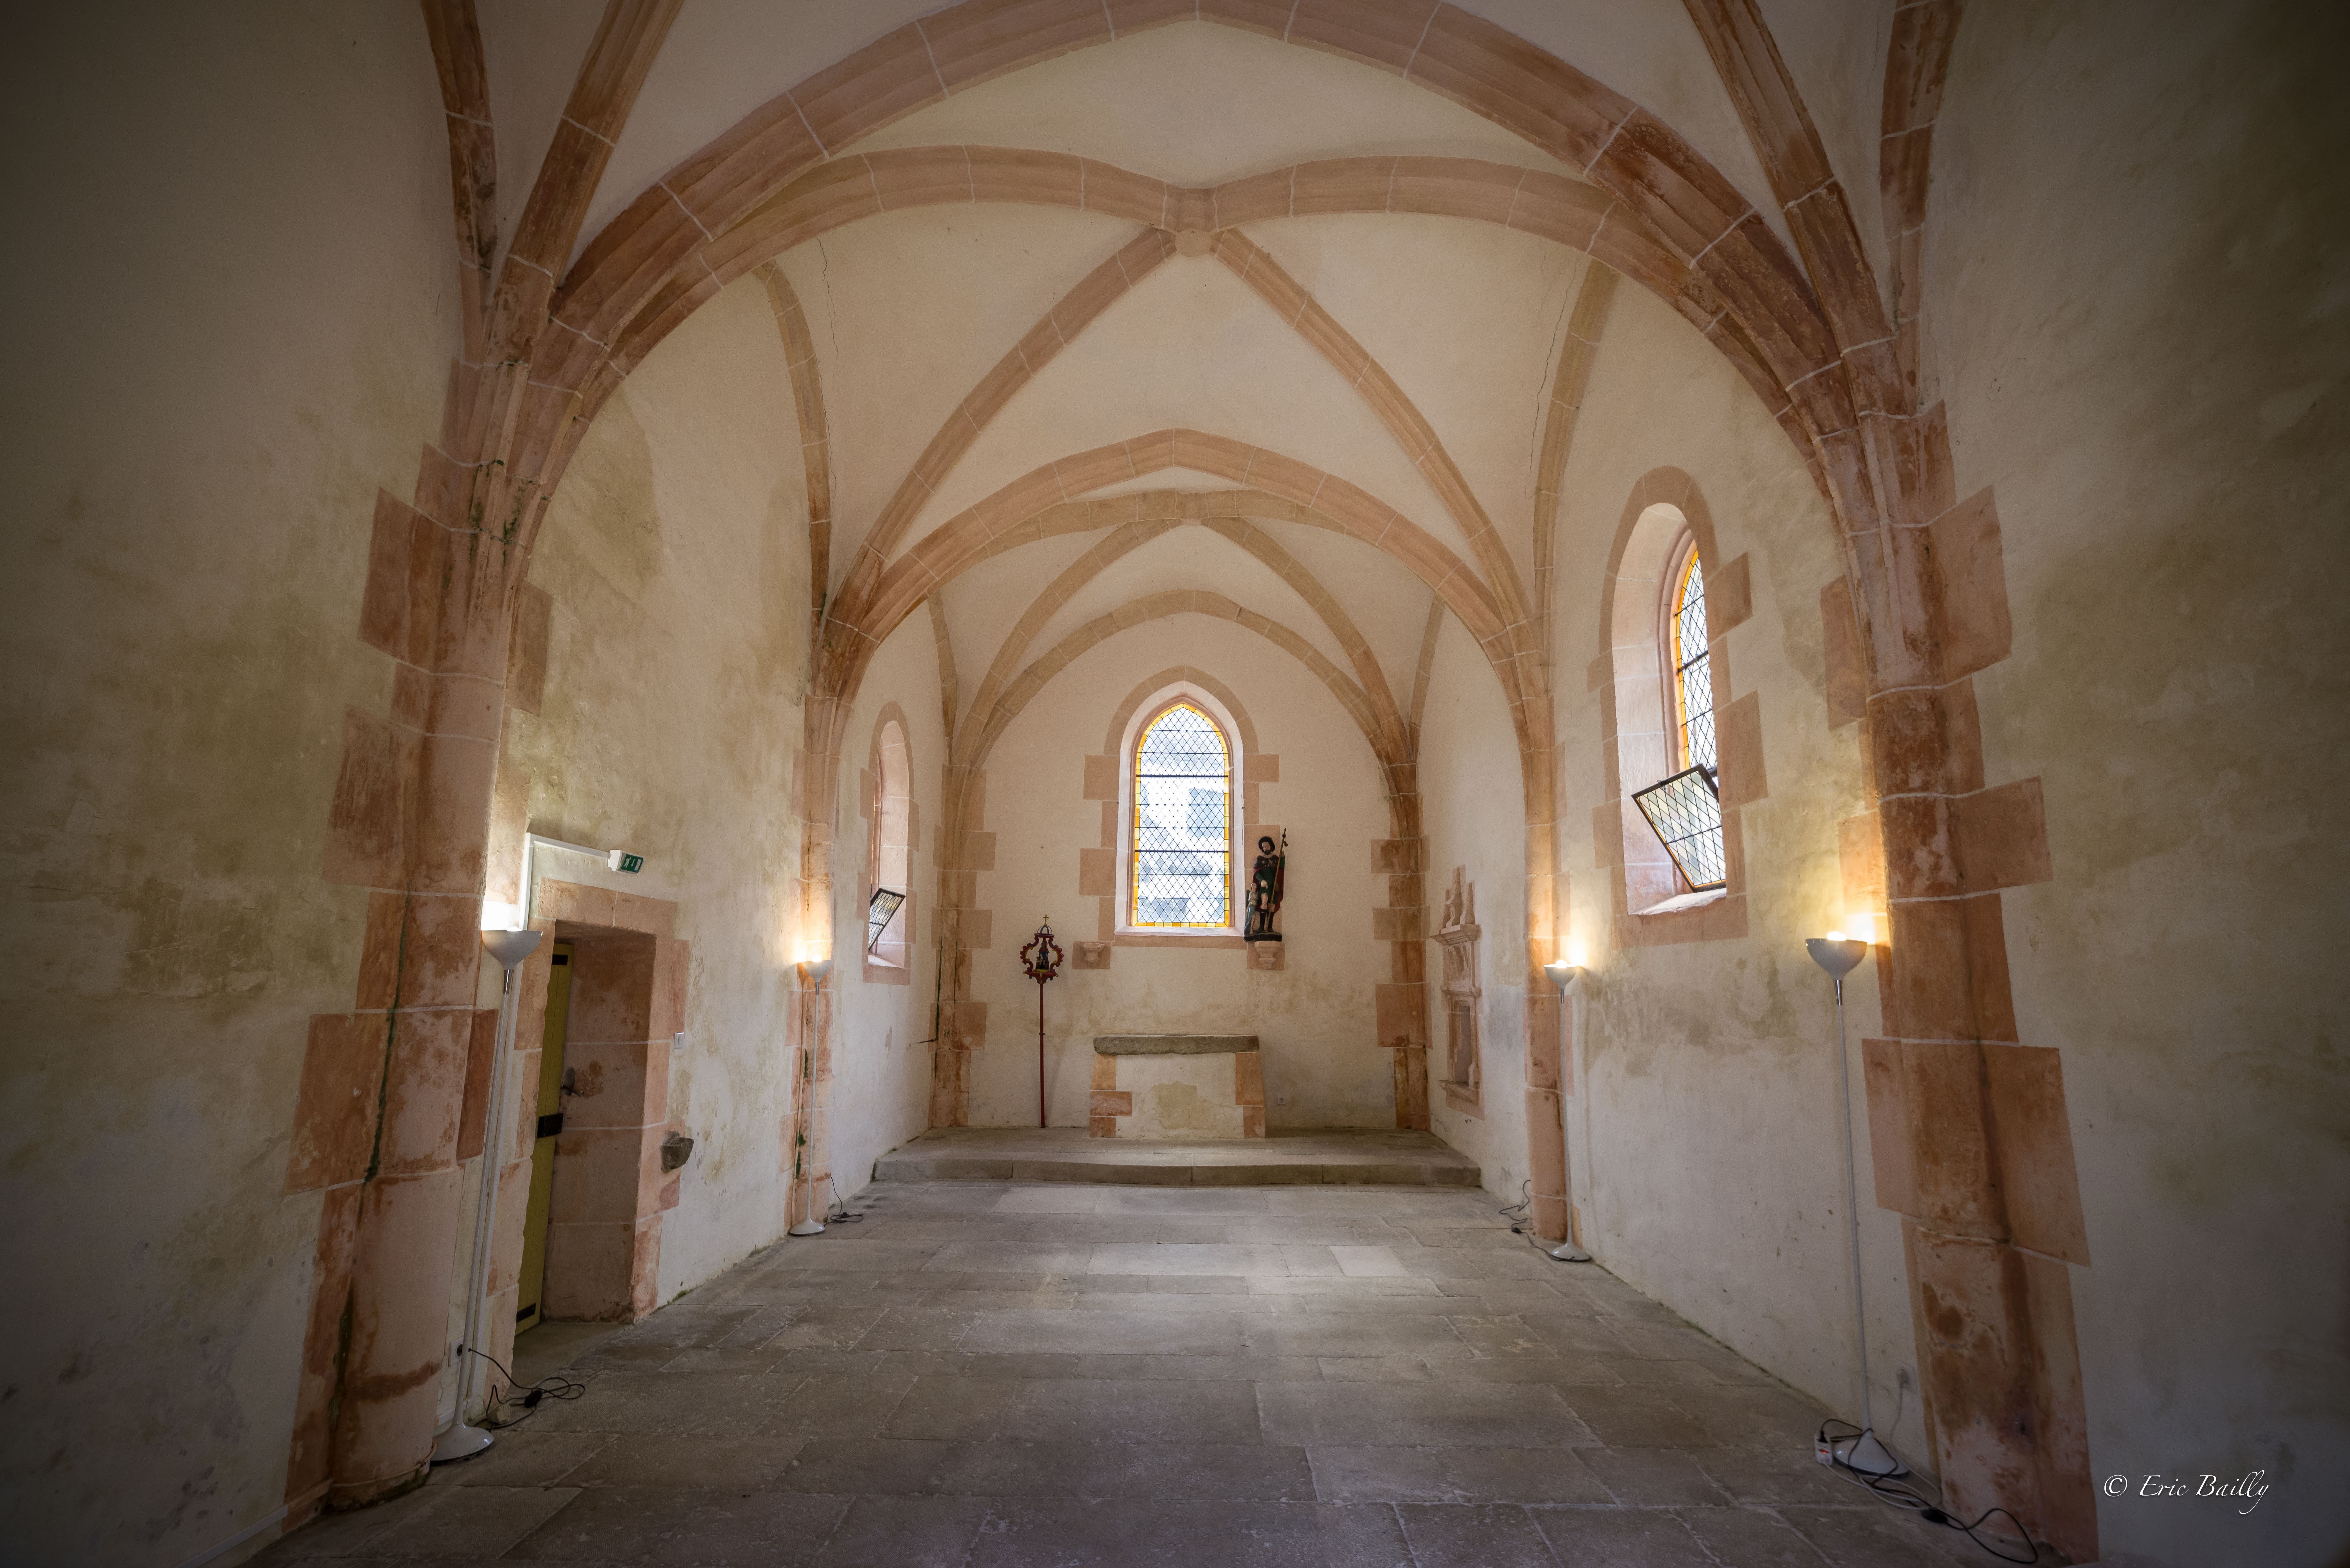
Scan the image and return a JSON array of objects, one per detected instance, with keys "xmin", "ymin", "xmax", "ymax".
[
  {"xmin": 1639, "ymin": 887, "xmax": 1727, "ymax": 918},
  {"xmin": 1114, "ymin": 928, "xmax": 1245, "ymax": 949}
]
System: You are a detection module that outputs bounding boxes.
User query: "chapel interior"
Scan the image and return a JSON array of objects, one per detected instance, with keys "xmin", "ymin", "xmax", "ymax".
[{"xmin": 4, "ymin": 4, "xmax": 2345, "ymax": 1567}]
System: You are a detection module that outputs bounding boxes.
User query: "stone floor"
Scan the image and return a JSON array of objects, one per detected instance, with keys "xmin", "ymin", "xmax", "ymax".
[
  {"xmin": 876, "ymin": 1128, "xmax": 1482, "ymax": 1187},
  {"xmin": 261, "ymin": 1180, "xmax": 1997, "ymax": 1567}
]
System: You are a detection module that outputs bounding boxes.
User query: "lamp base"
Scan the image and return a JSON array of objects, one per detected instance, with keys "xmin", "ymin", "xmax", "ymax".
[
  {"xmin": 430, "ymin": 1421, "xmax": 495, "ymax": 1464},
  {"xmin": 788, "ymin": 1219, "xmax": 827, "ymax": 1237},
  {"xmin": 1831, "ymin": 1429, "xmax": 1908, "ymax": 1477},
  {"xmin": 1547, "ymin": 1242, "xmax": 1592, "ymax": 1262}
]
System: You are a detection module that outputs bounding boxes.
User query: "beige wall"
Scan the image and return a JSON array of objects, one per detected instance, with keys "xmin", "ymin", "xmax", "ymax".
[
  {"xmin": 1411, "ymin": 272, "xmax": 1938, "ymax": 1458},
  {"xmin": 1929, "ymin": 3, "xmax": 2350, "ymax": 1561},
  {"xmin": 494, "ymin": 272, "xmax": 815, "ymax": 1301},
  {"xmin": 1416, "ymin": 612, "xmax": 1534, "ymax": 1200},
  {"xmin": 830, "ymin": 616, "xmax": 952, "ymax": 1197},
  {"xmin": 0, "ymin": 6, "xmax": 454, "ymax": 1563},
  {"xmin": 964, "ymin": 617, "xmax": 1393, "ymax": 1131}
]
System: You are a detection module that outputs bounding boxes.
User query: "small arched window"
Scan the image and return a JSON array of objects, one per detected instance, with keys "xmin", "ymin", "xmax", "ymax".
[
  {"xmin": 866, "ymin": 718, "xmax": 912, "ymax": 969},
  {"xmin": 1129, "ymin": 701, "xmax": 1232, "ymax": 929},
  {"xmin": 1669, "ymin": 542, "xmax": 1717, "ymax": 775},
  {"xmin": 1629, "ymin": 536, "xmax": 1726, "ymax": 892}
]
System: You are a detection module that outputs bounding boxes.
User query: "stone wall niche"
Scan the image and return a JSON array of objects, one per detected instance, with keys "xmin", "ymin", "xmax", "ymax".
[{"xmin": 1434, "ymin": 868, "xmax": 1482, "ymax": 1115}]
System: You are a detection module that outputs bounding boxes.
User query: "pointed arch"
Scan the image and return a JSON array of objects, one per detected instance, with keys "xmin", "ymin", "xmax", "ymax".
[
  {"xmin": 951, "ymin": 516, "xmax": 1408, "ymax": 773},
  {"xmin": 961, "ymin": 591, "xmax": 1385, "ymax": 782}
]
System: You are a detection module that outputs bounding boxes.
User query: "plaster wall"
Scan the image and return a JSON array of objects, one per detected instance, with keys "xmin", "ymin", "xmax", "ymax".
[
  {"xmin": 1927, "ymin": 3, "xmax": 2350, "ymax": 1559},
  {"xmin": 829, "ymin": 616, "xmax": 952, "ymax": 1198},
  {"xmin": 1416, "ymin": 614, "xmax": 1534, "ymax": 1207},
  {"xmin": 1540, "ymin": 281, "xmax": 1935, "ymax": 1463},
  {"xmin": 962, "ymin": 618, "xmax": 1391, "ymax": 1131},
  {"xmin": 492, "ymin": 274, "xmax": 815, "ymax": 1307},
  {"xmin": 0, "ymin": 8, "xmax": 456, "ymax": 1562}
]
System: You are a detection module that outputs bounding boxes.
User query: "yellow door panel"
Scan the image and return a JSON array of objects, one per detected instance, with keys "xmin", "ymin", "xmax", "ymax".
[{"xmin": 515, "ymin": 940, "xmax": 573, "ymax": 1333}]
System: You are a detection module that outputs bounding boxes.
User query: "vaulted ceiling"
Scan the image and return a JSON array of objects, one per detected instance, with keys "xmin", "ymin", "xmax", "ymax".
[{"xmin": 465, "ymin": 2, "xmax": 1896, "ymax": 758}]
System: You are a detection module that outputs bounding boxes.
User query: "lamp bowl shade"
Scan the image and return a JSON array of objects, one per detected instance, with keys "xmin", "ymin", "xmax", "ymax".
[
  {"xmin": 480, "ymin": 928, "xmax": 545, "ymax": 970},
  {"xmin": 1805, "ymin": 937, "xmax": 1869, "ymax": 978}
]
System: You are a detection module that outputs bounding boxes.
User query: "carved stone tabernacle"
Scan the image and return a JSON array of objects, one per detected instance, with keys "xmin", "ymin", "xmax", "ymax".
[{"xmin": 1434, "ymin": 868, "xmax": 1482, "ymax": 1114}]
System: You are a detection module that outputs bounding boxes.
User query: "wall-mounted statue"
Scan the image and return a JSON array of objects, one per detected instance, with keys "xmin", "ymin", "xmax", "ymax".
[{"xmin": 1244, "ymin": 830, "xmax": 1288, "ymax": 942}]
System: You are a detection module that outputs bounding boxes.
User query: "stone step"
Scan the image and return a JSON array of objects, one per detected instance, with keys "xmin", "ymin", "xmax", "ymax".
[{"xmin": 872, "ymin": 1128, "xmax": 1481, "ymax": 1188}]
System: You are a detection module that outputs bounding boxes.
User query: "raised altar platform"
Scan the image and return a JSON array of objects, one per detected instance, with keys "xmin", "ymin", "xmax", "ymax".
[
  {"xmin": 872, "ymin": 1127, "xmax": 1481, "ymax": 1187},
  {"xmin": 1089, "ymin": 1034, "xmax": 1262, "ymax": 1138}
]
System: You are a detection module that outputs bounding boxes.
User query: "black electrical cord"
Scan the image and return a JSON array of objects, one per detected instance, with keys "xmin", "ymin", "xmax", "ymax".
[
  {"xmin": 1815, "ymin": 1418, "xmax": 2040, "ymax": 1563},
  {"xmin": 1497, "ymin": 1178, "xmax": 1588, "ymax": 1262},
  {"xmin": 457, "ymin": 1343, "xmax": 587, "ymax": 1432},
  {"xmin": 822, "ymin": 1173, "xmax": 865, "ymax": 1223}
]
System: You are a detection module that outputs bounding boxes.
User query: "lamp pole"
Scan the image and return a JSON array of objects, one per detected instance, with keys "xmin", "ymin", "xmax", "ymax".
[
  {"xmin": 1805, "ymin": 934, "xmax": 1904, "ymax": 1478},
  {"xmin": 433, "ymin": 926, "xmax": 544, "ymax": 1463},
  {"xmin": 1539, "ymin": 960, "xmax": 1593, "ymax": 1263},
  {"xmin": 789, "ymin": 956, "xmax": 833, "ymax": 1237}
]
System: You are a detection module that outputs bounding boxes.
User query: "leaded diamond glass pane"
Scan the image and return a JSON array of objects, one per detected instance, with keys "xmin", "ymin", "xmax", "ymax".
[
  {"xmin": 1131, "ymin": 702, "xmax": 1230, "ymax": 927},
  {"xmin": 1632, "ymin": 765, "xmax": 1726, "ymax": 891},
  {"xmin": 866, "ymin": 886, "xmax": 906, "ymax": 953},
  {"xmin": 1674, "ymin": 553, "xmax": 1716, "ymax": 773}
]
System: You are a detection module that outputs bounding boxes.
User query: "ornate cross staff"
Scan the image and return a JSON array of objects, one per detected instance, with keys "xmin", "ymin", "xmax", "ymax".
[{"xmin": 1019, "ymin": 918, "xmax": 1064, "ymax": 1129}]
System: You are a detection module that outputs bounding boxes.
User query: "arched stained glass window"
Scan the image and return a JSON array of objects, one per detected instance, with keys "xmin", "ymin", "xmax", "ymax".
[
  {"xmin": 1671, "ymin": 546, "xmax": 1716, "ymax": 774},
  {"xmin": 1129, "ymin": 701, "xmax": 1232, "ymax": 928},
  {"xmin": 1630, "ymin": 541, "xmax": 1726, "ymax": 892}
]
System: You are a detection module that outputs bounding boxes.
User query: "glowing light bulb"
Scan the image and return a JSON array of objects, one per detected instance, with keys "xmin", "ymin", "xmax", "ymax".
[{"xmin": 1824, "ymin": 930, "xmax": 1847, "ymax": 944}]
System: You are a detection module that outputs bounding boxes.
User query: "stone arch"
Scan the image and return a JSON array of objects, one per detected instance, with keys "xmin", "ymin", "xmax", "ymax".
[
  {"xmin": 951, "ymin": 516, "xmax": 1407, "ymax": 774},
  {"xmin": 968, "ymin": 594, "xmax": 1382, "ymax": 779},
  {"xmin": 837, "ymin": 439, "xmax": 1512, "ymax": 701}
]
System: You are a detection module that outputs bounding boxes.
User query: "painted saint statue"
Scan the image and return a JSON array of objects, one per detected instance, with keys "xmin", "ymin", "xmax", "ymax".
[{"xmin": 1244, "ymin": 831, "xmax": 1287, "ymax": 942}]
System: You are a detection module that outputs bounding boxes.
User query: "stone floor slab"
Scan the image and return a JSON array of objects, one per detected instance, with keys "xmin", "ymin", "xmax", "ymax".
[{"xmin": 259, "ymin": 1176, "xmax": 1976, "ymax": 1568}]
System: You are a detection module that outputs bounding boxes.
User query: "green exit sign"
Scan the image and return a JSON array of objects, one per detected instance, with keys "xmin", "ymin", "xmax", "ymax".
[{"xmin": 607, "ymin": 851, "xmax": 644, "ymax": 874}]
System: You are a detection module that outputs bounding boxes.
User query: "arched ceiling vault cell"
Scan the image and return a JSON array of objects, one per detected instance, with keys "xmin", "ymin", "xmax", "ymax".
[
  {"xmin": 1209, "ymin": 227, "xmax": 1533, "ymax": 637},
  {"xmin": 838, "ymin": 225, "xmax": 1178, "ymax": 595},
  {"xmin": 772, "ymin": 208, "xmax": 1160, "ymax": 588},
  {"xmin": 908, "ymin": 234, "xmax": 1465, "ymax": 561}
]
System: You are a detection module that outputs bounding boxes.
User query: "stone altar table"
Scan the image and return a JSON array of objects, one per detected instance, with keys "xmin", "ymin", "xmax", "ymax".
[{"xmin": 1089, "ymin": 1035, "xmax": 1266, "ymax": 1139}]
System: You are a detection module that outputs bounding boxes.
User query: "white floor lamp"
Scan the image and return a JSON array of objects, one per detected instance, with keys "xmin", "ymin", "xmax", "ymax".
[
  {"xmin": 433, "ymin": 926, "xmax": 544, "ymax": 1462},
  {"xmin": 1805, "ymin": 929, "xmax": 1906, "ymax": 1479},
  {"xmin": 1539, "ymin": 958, "xmax": 1593, "ymax": 1263},
  {"xmin": 788, "ymin": 956, "xmax": 832, "ymax": 1237}
]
